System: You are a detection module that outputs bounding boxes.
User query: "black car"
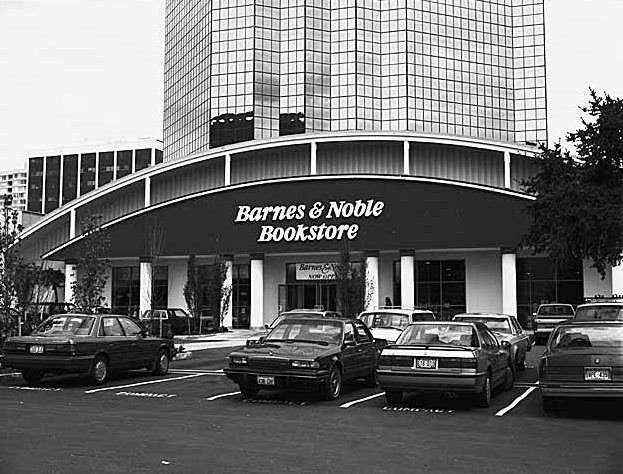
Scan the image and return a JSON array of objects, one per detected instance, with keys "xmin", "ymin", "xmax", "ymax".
[
  {"xmin": 1, "ymin": 313, "xmax": 174, "ymax": 385},
  {"xmin": 140, "ymin": 308, "xmax": 193, "ymax": 337},
  {"xmin": 224, "ymin": 316, "xmax": 384, "ymax": 400}
]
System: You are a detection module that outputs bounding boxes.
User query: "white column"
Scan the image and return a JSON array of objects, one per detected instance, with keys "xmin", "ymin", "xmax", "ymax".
[
  {"xmin": 64, "ymin": 261, "xmax": 77, "ymax": 304},
  {"xmin": 59, "ymin": 156, "xmax": 64, "ymax": 205},
  {"xmin": 41, "ymin": 156, "xmax": 47, "ymax": 213},
  {"xmin": 77, "ymin": 154, "xmax": 82, "ymax": 197},
  {"xmin": 69, "ymin": 208, "xmax": 76, "ymax": 239},
  {"xmin": 224, "ymin": 154, "xmax": 231, "ymax": 186},
  {"xmin": 504, "ymin": 151, "xmax": 511, "ymax": 189},
  {"xmin": 612, "ymin": 261, "xmax": 623, "ymax": 296},
  {"xmin": 250, "ymin": 254, "xmax": 264, "ymax": 329},
  {"xmin": 403, "ymin": 141, "xmax": 410, "ymax": 175},
  {"xmin": 113, "ymin": 151, "xmax": 118, "ymax": 180},
  {"xmin": 310, "ymin": 141, "xmax": 317, "ymax": 175},
  {"xmin": 94, "ymin": 152, "xmax": 99, "ymax": 189},
  {"xmin": 365, "ymin": 251, "xmax": 379, "ymax": 310},
  {"xmin": 139, "ymin": 259, "xmax": 152, "ymax": 318},
  {"xmin": 501, "ymin": 250, "xmax": 517, "ymax": 316},
  {"xmin": 400, "ymin": 250, "xmax": 415, "ymax": 308},
  {"xmin": 144, "ymin": 177, "xmax": 151, "ymax": 207},
  {"xmin": 222, "ymin": 256, "xmax": 233, "ymax": 328}
]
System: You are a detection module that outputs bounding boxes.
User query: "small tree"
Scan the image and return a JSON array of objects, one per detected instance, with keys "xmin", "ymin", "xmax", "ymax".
[
  {"xmin": 40, "ymin": 268, "xmax": 65, "ymax": 304},
  {"xmin": 201, "ymin": 254, "xmax": 231, "ymax": 332},
  {"xmin": 334, "ymin": 245, "xmax": 373, "ymax": 318},
  {"xmin": 71, "ymin": 214, "xmax": 110, "ymax": 313},
  {"xmin": 183, "ymin": 254, "xmax": 200, "ymax": 334},
  {"xmin": 13, "ymin": 262, "xmax": 43, "ymax": 334},
  {"xmin": 144, "ymin": 218, "xmax": 166, "ymax": 312},
  {"xmin": 521, "ymin": 90, "xmax": 623, "ymax": 278}
]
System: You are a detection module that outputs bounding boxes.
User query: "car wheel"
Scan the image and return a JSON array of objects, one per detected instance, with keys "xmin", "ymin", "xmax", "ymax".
[
  {"xmin": 239, "ymin": 384, "xmax": 259, "ymax": 398},
  {"xmin": 542, "ymin": 396, "xmax": 558, "ymax": 413},
  {"xmin": 22, "ymin": 369, "xmax": 44, "ymax": 386},
  {"xmin": 151, "ymin": 349, "xmax": 170, "ymax": 376},
  {"xmin": 321, "ymin": 365, "xmax": 342, "ymax": 401},
  {"xmin": 384, "ymin": 390, "xmax": 402, "ymax": 405},
  {"xmin": 475, "ymin": 371, "xmax": 492, "ymax": 408},
  {"xmin": 502, "ymin": 363, "xmax": 515, "ymax": 391},
  {"xmin": 88, "ymin": 355, "xmax": 108, "ymax": 385}
]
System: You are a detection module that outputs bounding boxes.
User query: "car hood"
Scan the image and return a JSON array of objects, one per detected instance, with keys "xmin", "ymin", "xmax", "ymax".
[
  {"xmin": 370, "ymin": 328, "xmax": 403, "ymax": 343},
  {"xmin": 233, "ymin": 342, "xmax": 339, "ymax": 359}
]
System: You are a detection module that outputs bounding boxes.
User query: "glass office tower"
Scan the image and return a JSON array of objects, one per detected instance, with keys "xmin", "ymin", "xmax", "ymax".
[{"xmin": 164, "ymin": 0, "xmax": 546, "ymax": 161}]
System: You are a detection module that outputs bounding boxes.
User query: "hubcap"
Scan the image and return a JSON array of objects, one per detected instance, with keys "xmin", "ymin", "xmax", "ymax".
[
  {"xmin": 485, "ymin": 377, "xmax": 491, "ymax": 402},
  {"xmin": 95, "ymin": 360, "xmax": 107, "ymax": 382},
  {"xmin": 159, "ymin": 354, "xmax": 169, "ymax": 371},
  {"xmin": 330, "ymin": 369, "xmax": 341, "ymax": 397}
]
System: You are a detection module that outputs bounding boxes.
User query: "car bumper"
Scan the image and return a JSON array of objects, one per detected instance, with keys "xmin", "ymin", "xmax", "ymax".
[
  {"xmin": 224, "ymin": 368, "xmax": 330, "ymax": 391},
  {"xmin": 1, "ymin": 354, "xmax": 93, "ymax": 373},
  {"xmin": 540, "ymin": 382, "xmax": 623, "ymax": 399},
  {"xmin": 376, "ymin": 369, "xmax": 487, "ymax": 393}
]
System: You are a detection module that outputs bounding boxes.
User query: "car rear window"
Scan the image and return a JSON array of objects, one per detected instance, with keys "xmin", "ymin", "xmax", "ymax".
[
  {"xmin": 396, "ymin": 323, "xmax": 478, "ymax": 347},
  {"xmin": 574, "ymin": 305, "xmax": 623, "ymax": 321},
  {"xmin": 34, "ymin": 315, "xmax": 95, "ymax": 336},
  {"xmin": 454, "ymin": 317, "xmax": 511, "ymax": 334},
  {"xmin": 538, "ymin": 305, "xmax": 574, "ymax": 316},
  {"xmin": 550, "ymin": 325, "xmax": 623, "ymax": 348},
  {"xmin": 360, "ymin": 313, "xmax": 410, "ymax": 329}
]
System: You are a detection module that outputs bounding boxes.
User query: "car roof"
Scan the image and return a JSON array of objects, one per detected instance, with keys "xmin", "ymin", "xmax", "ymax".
[
  {"xmin": 454, "ymin": 313, "xmax": 513, "ymax": 319},
  {"xmin": 555, "ymin": 320, "xmax": 623, "ymax": 328},
  {"xmin": 406, "ymin": 320, "xmax": 476, "ymax": 327},
  {"xmin": 359, "ymin": 307, "xmax": 433, "ymax": 315},
  {"xmin": 577, "ymin": 302, "xmax": 623, "ymax": 308},
  {"xmin": 537, "ymin": 303, "xmax": 574, "ymax": 308}
]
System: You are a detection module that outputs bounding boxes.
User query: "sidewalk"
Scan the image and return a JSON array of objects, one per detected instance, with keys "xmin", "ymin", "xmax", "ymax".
[{"xmin": 174, "ymin": 329, "xmax": 264, "ymax": 352}]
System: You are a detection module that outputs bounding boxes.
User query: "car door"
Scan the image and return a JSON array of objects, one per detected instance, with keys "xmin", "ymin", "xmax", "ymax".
[
  {"xmin": 340, "ymin": 322, "xmax": 359, "ymax": 381},
  {"xmin": 99, "ymin": 316, "xmax": 134, "ymax": 370},
  {"xmin": 509, "ymin": 316, "xmax": 528, "ymax": 358},
  {"xmin": 118, "ymin": 316, "xmax": 152, "ymax": 368},
  {"xmin": 353, "ymin": 320, "xmax": 377, "ymax": 376},
  {"xmin": 478, "ymin": 324, "xmax": 507, "ymax": 387}
]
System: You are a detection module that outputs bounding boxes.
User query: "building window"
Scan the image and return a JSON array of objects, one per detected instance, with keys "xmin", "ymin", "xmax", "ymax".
[
  {"xmin": 62, "ymin": 155, "xmax": 78, "ymax": 205},
  {"xmin": 279, "ymin": 112, "xmax": 305, "ymax": 136},
  {"xmin": 98, "ymin": 151, "xmax": 114, "ymax": 186},
  {"xmin": 112, "ymin": 266, "xmax": 140, "ymax": 317},
  {"xmin": 44, "ymin": 156, "xmax": 60, "ymax": 213},
  {"xmin": 80, "ymin": 153, "xmax": 96, "ymax": 195},
  {"xmin": 27, "ymin": 157, "xmax": 43, "ymax": 212},
  {"xmin": 209, "ymin": 112, "xmax": 254, "ymax": 148},
  {"xmin": 117, "ymin": 150, "xmax": 132, "ymax": 178},
  {"xmin": 135, "ymin": 149, "xmax": 151, "ymax": 171}
]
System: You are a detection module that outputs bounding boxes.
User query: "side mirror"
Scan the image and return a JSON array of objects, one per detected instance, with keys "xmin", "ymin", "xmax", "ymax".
[
  {"xmin": 343, "ymin": 339, "xmax": 356, "ymax": 347},
  {"xmin": 258, "ymin": 336, "xmax": 266, "ymax": 343},
  {"xmin": 501, "ymin": 340, "xmax": 511, "ymax": 350},
  {"xmin": 264, "ymin": 324, "xmax": 269, "ymax": 330}
]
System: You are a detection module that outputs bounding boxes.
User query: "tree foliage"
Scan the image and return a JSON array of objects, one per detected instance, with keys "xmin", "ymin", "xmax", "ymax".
[
  {"xmin": 71, "ymin": 214, "xmax": 111, "ymax": 313},
  {"xmin": 334, "ymin": 245, "xmax": 373, "ymax": 318},
  {"xmin": 521, "ymin": 90, "xmax": 623, "ymax": 278}
]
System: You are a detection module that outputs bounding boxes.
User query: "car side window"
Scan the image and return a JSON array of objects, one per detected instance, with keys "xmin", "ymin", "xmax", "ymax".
[
  {"xmin": 510, "ymin": 317, "xmax": 522, "ymax": 333},
  {"xmin": 119, "ymin": 317, "xmax": 143, "ymax": 336},
  {"xmin": 344, "ymin": 323, "xmax": 356, "ymax": 342},
  {"xmin": 478, "ymin": 326, "xmax": 498, "ymax": 349},
  {"xmin": 353, "ymin": 321, "xmax": 371, "ymax": 343},
  {"xmin": 170, "ymin": 309, "xmax": 188, "ymax": 319},
  {"xmin": 99, "ymin": 317, "xmax": 124, "ymax": 337}
]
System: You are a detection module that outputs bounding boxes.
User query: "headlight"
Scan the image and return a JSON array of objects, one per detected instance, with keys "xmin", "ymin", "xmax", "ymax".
[
  {"xmin": 230, "ymin": 355, "xmax": 248, "ymax": 365},
  {"xmin": 290, "ymin": 360, "xmax": 320, "ymax": 369}
]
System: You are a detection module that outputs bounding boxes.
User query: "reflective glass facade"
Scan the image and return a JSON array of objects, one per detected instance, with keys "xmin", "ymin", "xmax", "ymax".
[{"xmin": 164, "ymin": 0, "xmax": 547, "ymax": 161}]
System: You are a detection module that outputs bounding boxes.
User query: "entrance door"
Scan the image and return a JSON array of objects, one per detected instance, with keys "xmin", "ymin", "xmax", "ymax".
[{"xmin": 280, "ymin": 283, "xmax": 337, "ymax": 311}]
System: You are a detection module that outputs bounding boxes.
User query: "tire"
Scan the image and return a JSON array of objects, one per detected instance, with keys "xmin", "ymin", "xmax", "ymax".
[
  {"xmin": 384, "ymin": 390, "xmax": 403, "ymax": 405},
  {"xmin": 502, "ymin": 363, "xmax": 515, "ymax": 391},
  {"xmin": 88, "ymin": 355, "xmax": 108, "ymax": 385},
  {"xmin": 239, "ymin": 384, "xmax": 259, "ymax": 398},
  {"xmin": 542, "ymin": 396, "xmax": 557, "ymax": 413},
  {"xmin": 22, "ymin": 369, "xmax": 44, "ymax": 386},
  {"xmin": 151, "ymin": 349, "xmax": 170, "ymax": 376},
  {"xmin": 320, "ymin": 365, "xmax": 342, "ymax": 401},
  {"xmin": 475, "ymin": 371, "xmax": 492, "ymax": 408}
]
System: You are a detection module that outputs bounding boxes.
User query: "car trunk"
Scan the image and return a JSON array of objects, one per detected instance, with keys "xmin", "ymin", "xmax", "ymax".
[{"xmin": 545, "ymin": 348, "xmax": 623, "ymax": 382}]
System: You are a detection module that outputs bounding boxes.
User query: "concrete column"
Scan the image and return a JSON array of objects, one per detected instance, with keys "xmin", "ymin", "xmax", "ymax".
[
  {"xmin": 400, "ymin": 250, "xmax": 415, "ymax": 308},
  {"xmin": 41, "ymin": 156, "xmax": 47, "ymax": 213},
  {"xmin": 94, "ymin": 152, "xmax": 99, "ymax": 189},
  {"xmin": 69, "ymin": 208, "xmax": 76, "ymax": 239},
  {"xmin": 403, "ymin": 141, "xmax": 410, "ymax": 175},
  {"xmin": 64, "ymin": 260, "xmax": 77, "ymax": 304},
  {"xmin": 144, "ymin": 177, "xmax": 151, "ymax": 207},
  {"xmin": 139, "ymin": 257, "xmax": 152, "ymax": 318},
  {"xmin": 250, "ymin": 254, "xmax": 264, "ymax": 329},
  {"xmin": 501, "ymin": 249, "xmax": 517, "ymax": 316},
  {"xmin": 77, "ymin": 154, "xmax": 82, "ymax": 197},
  {"xmin": 365, "ymin": 250, "xmax": 379, "ymax": 310},
  {"xmin": 310, "ymin": 141, "xmax": 317, "ymax": 175},
  {"xmin": 612, "ymin": 260, "xmax": 623, "ymax": 296},
  {"xmin": 113, "ymin": 151, "xmax": 118, "ymax": 180},
  {"xmin": 59, "ymin": 155, "xmax": 64, "ymax": 205},
  {"xmin": 504, "ymin": 150, "xmax": 511, "ymax": 189},
  {"xmin": 224, "ymin": 154, "xmax": 231, "ymax": 186},
  {"xmin": 222, "ymin": 255, "xmax": 234, "ymax": 328}
]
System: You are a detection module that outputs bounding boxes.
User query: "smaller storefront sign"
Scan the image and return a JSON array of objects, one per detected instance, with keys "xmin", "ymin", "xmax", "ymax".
[{"xmin": 296, "ymin": 262, "xmax": 338, "ymax": 280}]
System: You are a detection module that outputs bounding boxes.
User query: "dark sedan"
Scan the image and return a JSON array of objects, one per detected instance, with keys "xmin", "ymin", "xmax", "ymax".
[
  {"xmin": 224, "ymin": 317, "xmax": 383, "ymax": 400},
  {"xmin": 376, "ymin": 321, "xmax": 514, "ymax": 407},
  {"xmin": 1, "ymin": 313, "xmax": 174, "ymax": 385},
  {"xmin": 539, "ymin": 321, "xmax": 623, "ymax": 411}
]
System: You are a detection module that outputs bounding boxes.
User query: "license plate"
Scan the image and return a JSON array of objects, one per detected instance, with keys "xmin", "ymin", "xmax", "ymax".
[
  {"xmin": 257, "ymin": 375, "xmax": 275, "ymax": 385},
  {"xmin": 415, "ymin": 358, "xmax": 437, "ymax": 369},
  {"xmin": 584, "ymin": 367, "xmax": 611, "ymax": 381},
  {"xmin": 29, "ymin": 345, "xmax": 44, "ymax": 354}
]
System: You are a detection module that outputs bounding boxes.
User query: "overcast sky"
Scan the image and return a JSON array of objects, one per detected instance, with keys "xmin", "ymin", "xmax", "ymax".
[{"xmin": 0, "ymin": 0, "xmax": 622, "ymax": 171}]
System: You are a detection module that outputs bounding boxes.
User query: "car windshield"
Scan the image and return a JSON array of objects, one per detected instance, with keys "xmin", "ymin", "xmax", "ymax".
[
  {"xmin": 550, "ymin": 325, "xmax": 623, "ymax": 348},
  {"xmin": 396, "ymin": 323, "xmax": 478, "ymax": 347},
  {"xmin": 265, "ymin": 319, "xmax": 343, "ymax": 345},
  {"xmin": 538, "ymin": 305, "xmax": 574, "ymax": 316},
  {"xmin": 574, "ymin": 305, "xmax": 623, "ymax": 321},
  {"xmin": 455, "ymin": 317, "xmax": 511, "ymax": 334},
  {"xmin": 268, "ymin": 313, "xmax": 320, "ymax": 328},
  {"xmin": 360, "ymin": 312, "xmax": 410, "ymax": 329},
  {"xmin": 33, "ymin": 315, "xmax": 95, "ymax": 336}
]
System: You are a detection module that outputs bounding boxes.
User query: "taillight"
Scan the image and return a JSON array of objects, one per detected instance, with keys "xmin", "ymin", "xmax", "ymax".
[
  {"xmin": 378, "ymin": 355, "xmax": 392, "ymax": 366},
  {"xmin": 438, "ymin": 357, "xmax": 462, "ymax": 369},
  {"xmin": 378, "ymin": 355, "xmax": 412, "ymax": 367},
  {"xmin": 461, "ymin": 358, "xmax": 478, "ymax": 372}
]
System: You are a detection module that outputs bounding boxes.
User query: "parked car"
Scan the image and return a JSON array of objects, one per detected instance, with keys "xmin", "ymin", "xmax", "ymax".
[
  {"xmin": 225, "ymin": 316, "xmax": 384, "ymax": 400},
  {"xmin": 140, "ymin": 308, "xmax": 193, "ymax": 337},
  {"xmin": 358, "ymin": 307, "xmax": 435, "ymax": 344},
  {"xmin": 573, "ymin": 297, "xmax": 623, "ymax": 321},
  {"xmin": 532, "ymin": 303, "xmax": 576, "ymax": 344},
  {"xmin": 1, "ymin": 313, "xmax": 174, "ymax": 385},
  {"xmin": 539, "ymin": 321, "xmax": 623, "ymax": 411},
  {"xmin": 453, "ymin": 313, "xmax": 531, "ymax": 371},
  {"xmin": 376, "ymin": 321, "xmax": 514, "ymax": 407}
]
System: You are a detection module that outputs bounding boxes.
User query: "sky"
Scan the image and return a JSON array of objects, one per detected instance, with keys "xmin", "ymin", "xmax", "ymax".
[{"xmin": 0, "ymin": 0, "xmax": 622, "ymax": 172}]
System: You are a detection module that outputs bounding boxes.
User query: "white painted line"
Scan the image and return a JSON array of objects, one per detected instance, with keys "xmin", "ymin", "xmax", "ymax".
[
  {"xmin": 206, "ymin": 391, "xmax": 240, "ymax": 401},
  {"xmin": 340, "ymin": 392, "xmax": 384, "ymax": 408},
  {"xmin": 495, "ymin": 386, "xmax": 538, "ymax": 417},
  {"xmin": 84, "ymin": 373, "xmax": 209, "ymax": 394},
  {"xmin": 0, "ymin": 372, "xmax": 21, "ymax": 377},
  {"xmin": 169, "ymin": 369, "xmax": 225, "ymax": 375}
]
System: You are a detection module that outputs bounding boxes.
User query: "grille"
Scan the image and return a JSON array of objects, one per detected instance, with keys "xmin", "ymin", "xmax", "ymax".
[{"xmin": 248, "ymin": 357, "xmax": 289, "ymax": 371}]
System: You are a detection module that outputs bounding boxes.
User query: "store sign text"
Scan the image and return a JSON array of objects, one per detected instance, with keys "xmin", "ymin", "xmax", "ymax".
[
  {"xmin": 234, "ymin": 199, "xmax": 385, "ymax": 243},
  {"xmin": 296, "ymin": 263, "xmax": 337, "ymax": 280}
]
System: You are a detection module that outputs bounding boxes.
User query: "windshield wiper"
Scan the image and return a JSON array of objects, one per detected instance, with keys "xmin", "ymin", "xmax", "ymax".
[
  {"xmin": 289, "ymin": 339, "xmax": 329, "ymax": 346},
  {"xmin": 264, "ymin": 338, "xmax": 294, "ymax": 344}
]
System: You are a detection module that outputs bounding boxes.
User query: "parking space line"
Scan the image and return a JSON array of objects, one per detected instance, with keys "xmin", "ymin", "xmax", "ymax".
[
  {"xmin": 0, "ymin": 372, "xmax": 21, "ymax": 377},
  {"xmin": 84, "ymin": 373, "xmax": 210, "ymax": 394},
  {"xmin": 206, "ymin": 391, "xmax": 240, "ymax": 401},
  {"xmin": 495, "ymin": 386, "xmax": 538, "ymax": 417},
  {"xmin": 339, "ymin": 392, "xmax": 384, "ymax": 408},
  {"xmin": 169, "ymin": 369, "xmax": 225, "ymax": 375}
]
